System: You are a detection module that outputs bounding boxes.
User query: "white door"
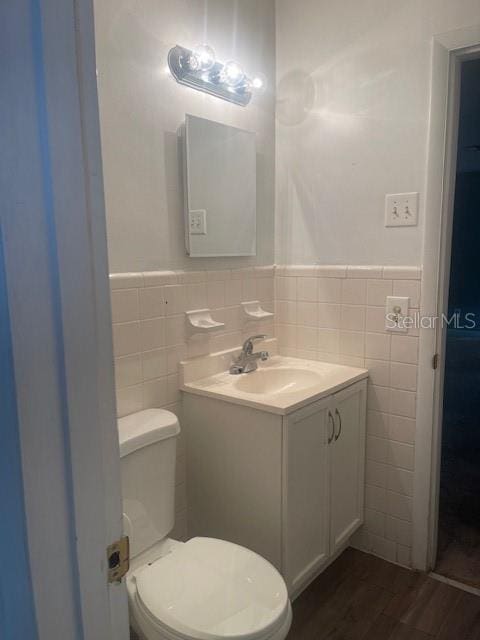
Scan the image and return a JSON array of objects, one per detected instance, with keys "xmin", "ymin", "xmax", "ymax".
[
  {"xmin": 283, "ymin": 398, "xmax": 331, "ymax": 593},
  {"xmin": 1, "ymin": 1, "xmax": 129, "ymax": 638},
  {"xmin": 330, "ymin": 381, "xmax": 367, "ymax": 555}
]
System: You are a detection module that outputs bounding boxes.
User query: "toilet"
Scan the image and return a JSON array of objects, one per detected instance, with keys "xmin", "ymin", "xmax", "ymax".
[{"xmin": 118, "ymin": 409, "xmax": 292, "ymax": 640}]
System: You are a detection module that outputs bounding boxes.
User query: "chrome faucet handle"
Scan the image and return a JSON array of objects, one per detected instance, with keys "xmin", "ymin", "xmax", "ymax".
[
  {"xmin": 242, "ymin": 334, "xmax": 267, "ymax": 354},
  {"xmin": 229, "ymin": 338, "xmax": 269, "ymax": 375}
]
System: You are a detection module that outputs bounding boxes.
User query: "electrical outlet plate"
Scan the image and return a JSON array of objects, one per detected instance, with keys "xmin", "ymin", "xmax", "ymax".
[
  {"xmin": 385, "ymin": 296, "xmax": 410, "ymax": 332},
  {"xmin": 385, "ymin": 192, "xmax": 418, "ymax": 227},
  {"xmin": 189, "ymin": 209, "xmax": 207, "ymax": 235}
]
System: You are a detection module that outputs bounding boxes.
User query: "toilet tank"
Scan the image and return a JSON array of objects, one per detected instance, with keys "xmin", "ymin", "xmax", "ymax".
[{"xmin": 118, "ymin": 409, "xmax": 180, "ymax": 559}]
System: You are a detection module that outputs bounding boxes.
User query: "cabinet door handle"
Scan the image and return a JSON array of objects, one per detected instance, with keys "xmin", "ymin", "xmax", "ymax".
[
  {"xmin": 328, "ymin": 410, "xmax": 335, "ymax": 444},
  {"xmin": 334, "ymin": 408, "xmax": 342, "ymax": 441}
]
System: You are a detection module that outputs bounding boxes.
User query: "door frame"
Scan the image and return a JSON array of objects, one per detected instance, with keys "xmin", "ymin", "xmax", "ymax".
[
  {"xmin": 1, "ymin": 1, "xmax": 129, "ymax": 637},
  {"xmin": 413, "ymin": 25, "xmax": 480, "ymax": 572}
]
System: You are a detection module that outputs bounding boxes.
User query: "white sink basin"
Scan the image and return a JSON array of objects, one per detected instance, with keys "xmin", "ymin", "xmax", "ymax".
[
  {"xmin": 181, "ymin": 354, "xmax": 368, "ymax": 415},
  {"xmin": 234, "ymin": 367, "xmax": 323, "ymax": 395}
]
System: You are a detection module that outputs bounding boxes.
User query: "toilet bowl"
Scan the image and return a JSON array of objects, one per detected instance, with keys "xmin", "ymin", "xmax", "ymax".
[{"xmin": 118, "ymin": 409, "xmax": 292, "ymax": 640}]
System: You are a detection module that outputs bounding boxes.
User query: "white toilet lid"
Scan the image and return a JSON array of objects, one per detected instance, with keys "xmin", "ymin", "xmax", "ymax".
[{"xmin": 135, "ymin": 537, "xmax": 289, "ymax": 640}]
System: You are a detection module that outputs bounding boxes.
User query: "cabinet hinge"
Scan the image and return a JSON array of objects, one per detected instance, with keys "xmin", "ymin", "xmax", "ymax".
[
  {"xmin": 107, "ymin": 535, "xmax": 130, "ymax": 584},
  {"xmin": 432, "ymin": 353, "xmax": 439, "ymax": 370}
]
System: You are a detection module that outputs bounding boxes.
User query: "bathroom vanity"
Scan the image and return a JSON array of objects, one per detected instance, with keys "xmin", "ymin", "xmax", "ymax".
[{"xmin": 181, "ymin": 352, "xmax": 368, "ymax": 598}]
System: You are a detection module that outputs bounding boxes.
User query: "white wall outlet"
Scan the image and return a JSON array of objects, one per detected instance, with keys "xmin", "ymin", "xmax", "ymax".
[
  {"xmin": 385, "ymin": 192, "xmax": 418, "ymax": 227},
  {"xmin": 385, "ymin": 296, "xmax": 410, "ymax": 332},
  {"xmin": 189, "ymin": 209, "xmax": 207, "ymax": 235}
]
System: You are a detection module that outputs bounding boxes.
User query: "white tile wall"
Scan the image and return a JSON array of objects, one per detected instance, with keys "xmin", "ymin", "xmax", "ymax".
[
  {"xmin": 110, "ymin": 267, "xmax": 275, "ymax": 540},
  {"xmin": 274, "ymin": 264, "xmax": 421, "ymax": 567}
]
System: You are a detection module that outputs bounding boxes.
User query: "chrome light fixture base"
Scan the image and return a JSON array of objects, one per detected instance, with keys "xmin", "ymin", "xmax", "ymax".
[{"xmin": 168, "ymin": 45, "xmax": 253, "ymax": 107}]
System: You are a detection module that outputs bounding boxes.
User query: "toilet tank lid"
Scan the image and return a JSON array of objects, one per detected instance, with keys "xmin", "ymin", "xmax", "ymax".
[{"xmin": 118, "ymin": 409, "xmax": 180, "ymax": 458}]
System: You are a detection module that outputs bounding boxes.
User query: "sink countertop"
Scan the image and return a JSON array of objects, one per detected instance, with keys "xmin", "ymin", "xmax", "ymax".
[{"xmin": 181, "ymin": 355, "xmax": 368, "ymax": 415}]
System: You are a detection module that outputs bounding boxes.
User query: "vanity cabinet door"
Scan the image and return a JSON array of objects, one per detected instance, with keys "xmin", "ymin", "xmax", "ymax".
[
  {"xmin": 330, "ymin": 380, "xmax": 367, "ymax": 555},
  {"xmin": 283, "ymin": 398, "xmax": 331, "ymax": 594}
]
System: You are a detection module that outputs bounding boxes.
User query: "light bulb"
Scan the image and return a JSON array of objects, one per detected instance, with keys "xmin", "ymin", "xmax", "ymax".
[
  {"xmin": 193, "ymin": 44, "xmax": 216, "ymax": 71},
  {"xmin": 181, "ymin": 53, "xmax": 200, "ymax": 71},
  {"xmin": 251, "ymin": 73, "xmax": 266, "ymax": 92},
  {"xmin": 222, "ymin": 61, "xmax": 244, "ymax": 87}
]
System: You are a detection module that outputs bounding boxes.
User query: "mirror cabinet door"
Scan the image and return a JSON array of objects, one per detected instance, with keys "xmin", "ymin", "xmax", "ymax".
[{"xmin": 184, "ymin": 114, "xmax": 256, "ymax": 257}]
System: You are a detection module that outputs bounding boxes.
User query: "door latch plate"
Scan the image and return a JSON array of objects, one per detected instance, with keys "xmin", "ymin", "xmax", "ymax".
[{"xmin": 107, "ymin": 535, "xmax": 130, "ymax": 584}]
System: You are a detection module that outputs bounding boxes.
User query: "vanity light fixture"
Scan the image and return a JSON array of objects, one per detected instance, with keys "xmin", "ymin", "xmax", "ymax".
[{"xmin": 168, "ymin": 43, "xmax": 265, "ymax": 107}]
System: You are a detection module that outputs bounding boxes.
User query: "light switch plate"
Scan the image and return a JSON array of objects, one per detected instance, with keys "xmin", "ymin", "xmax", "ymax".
[
  {"xmin": 385, "ymin": 192, "xmax": 418, "ymax": 227},
  {"xmin": 386, "ymin": 296, "xmax": 410, "ymax": 332},
  {"xmin": 189, "ymin": 209, "xmax": 207, "ymax": 235}
]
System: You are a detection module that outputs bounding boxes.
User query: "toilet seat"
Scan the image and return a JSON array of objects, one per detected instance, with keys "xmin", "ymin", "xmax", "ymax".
[{"xmin": 131, "ymin": 537, "xmax": 291, "ymax": 640}]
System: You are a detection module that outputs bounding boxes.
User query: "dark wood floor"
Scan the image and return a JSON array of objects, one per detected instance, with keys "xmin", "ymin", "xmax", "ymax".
[
  {"xmin": 130, "ymin": 548, "xmax": 480, "ymax": 640},
  {"xmin": 436, "ymin": 442, "xmax": 480, "ymax": 589},
  {"xmin": 289, "ymin": 548, "xmax": 480, "ymax": 640},
  {"xmin": 436, "ymin": 521, "xmax": 480, "ymax": 590}
]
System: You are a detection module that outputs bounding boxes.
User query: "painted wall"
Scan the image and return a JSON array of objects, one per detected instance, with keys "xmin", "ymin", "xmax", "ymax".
[
  {"xmin": 95, "ymin": 0, "xmax": 276, "ymax": 273},
  {"xmin": 275, "ymin": 0, "xmax": 480, "ymax": 266}
]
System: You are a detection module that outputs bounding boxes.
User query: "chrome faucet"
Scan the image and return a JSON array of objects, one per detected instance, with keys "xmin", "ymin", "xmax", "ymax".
[{"xmin": 229, "ymin": 335, "xmax": 269, "ymax": 375}]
